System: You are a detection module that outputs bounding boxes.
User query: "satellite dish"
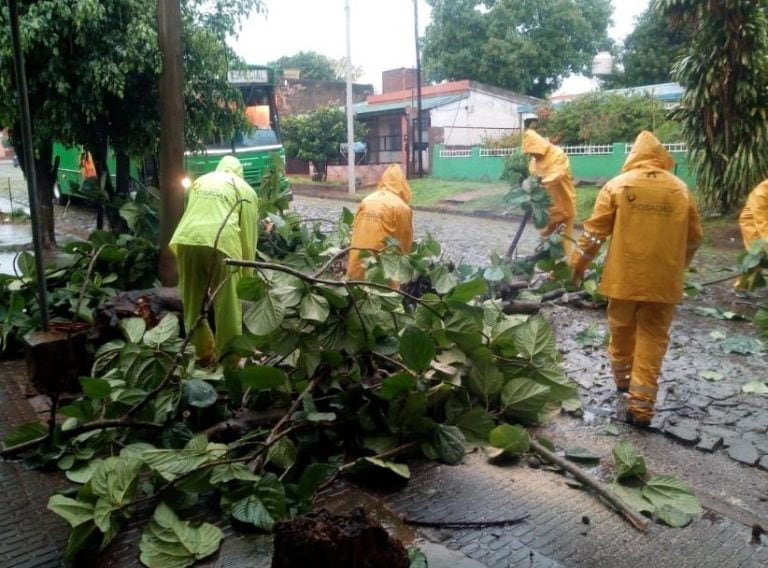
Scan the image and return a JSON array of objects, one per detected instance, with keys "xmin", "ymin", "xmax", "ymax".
[{"xmin": 591, "ymin": 51, "xmax": 614, "ymax": 77}]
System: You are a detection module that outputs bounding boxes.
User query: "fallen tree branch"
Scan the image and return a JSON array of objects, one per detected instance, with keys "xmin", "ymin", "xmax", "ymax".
[
  {"xmin": 529, "ymin": 439, "xmax": 651, "ymax": 533},
  {"xmin": 0, "ymin": 419, "xmax": 165, "ymax": 458}
]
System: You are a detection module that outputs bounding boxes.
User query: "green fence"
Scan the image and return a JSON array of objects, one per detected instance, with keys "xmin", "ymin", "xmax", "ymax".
[{"xmin": 431, "ymin": 142, "xmax": 696, "ymax": 188}]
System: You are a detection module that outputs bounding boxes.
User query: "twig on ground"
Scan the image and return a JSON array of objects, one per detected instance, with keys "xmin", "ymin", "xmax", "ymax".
[{"xmin": 530, "ymin": 439, "xmax": 650, "ymax": 532}]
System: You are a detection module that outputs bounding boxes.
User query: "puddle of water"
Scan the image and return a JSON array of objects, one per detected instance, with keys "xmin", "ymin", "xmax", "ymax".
[
  {"xmin": 0, "ymin": 251, "xmax": 17, "ymax": 275},
  {"xmin": 0, "ymin": 223, "xmax": 32, "ymax": 247}
]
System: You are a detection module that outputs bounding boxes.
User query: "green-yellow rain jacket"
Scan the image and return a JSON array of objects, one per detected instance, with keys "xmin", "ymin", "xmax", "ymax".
[
  {"xmin": 571, "ymin": 131, "xmax": 703, "ymax": 304},
  {"xmin": 170, "ymin": 155, "xmax": 259, "ymax": 267},
  {"xmin": 347, "ymin": 164, "xmax": 414, "ymax": 280}
]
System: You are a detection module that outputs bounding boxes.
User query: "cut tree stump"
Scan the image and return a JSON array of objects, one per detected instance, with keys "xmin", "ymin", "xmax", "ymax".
[{"xmin": 271, "ymin": 508, "xmax": 409, "ymax": 568}]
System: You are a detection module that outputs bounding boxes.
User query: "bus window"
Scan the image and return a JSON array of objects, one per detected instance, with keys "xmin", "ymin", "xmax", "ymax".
[{"xmin": 245, "ymin": 105, "xmax": 270, "ymax": 129}]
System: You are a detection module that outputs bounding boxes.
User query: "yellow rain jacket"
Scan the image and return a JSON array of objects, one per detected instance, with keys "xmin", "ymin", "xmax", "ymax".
[
  {"xmin": 521, "ymin": 129, "xmax": 577, "ymax": 240},
  {"xmin": 170, "ymin": 155, "xmax": 258, "ymax": 266},
  {"xmin": 739, "ymin": 179, "xmax": 768, "ymax": 250},
  {"xmin": 347, "ymin": 164, "xmax": 414, "ymax": 280},
  {"xmin": 571, "ymin": 131, "xmax": 703, "ymax": 304}
]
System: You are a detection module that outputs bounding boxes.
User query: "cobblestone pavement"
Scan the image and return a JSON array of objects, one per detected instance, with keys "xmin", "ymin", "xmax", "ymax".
[{"xmin": 291, "ymin": 195, "xmax": 541, "ymax": 266}]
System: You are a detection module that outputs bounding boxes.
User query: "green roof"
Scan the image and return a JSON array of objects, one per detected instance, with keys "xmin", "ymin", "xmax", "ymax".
[{"xmin": 354, "ymin": 92, "xmax": 468, "ymax": 116}]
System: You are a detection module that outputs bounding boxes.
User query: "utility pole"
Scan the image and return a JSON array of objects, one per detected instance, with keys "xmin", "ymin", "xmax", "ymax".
[
  {"xmin": 414, "ymin": 0, "xmax": 424, "ymax": 177},
  {"xmin": 345, "ymin": 0, "xmax": 356, "ymax": 195},
  {"xmin": 7, "ymin": 0, "xmax": 48, "ymax": 330},
  {"xmin": 157, "ymin": 0, "xmax": 185, "ymax": 285}
]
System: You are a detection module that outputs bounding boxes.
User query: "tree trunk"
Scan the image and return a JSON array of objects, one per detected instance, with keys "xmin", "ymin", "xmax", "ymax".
[
  {"xmin": 115, "ymin": 151, "xmax": 131, "ymax": 198},
  {"xmin": 31, "ymin": 141, "xmax": 56, "ymax": 249},
  {"xmin": 157, "ymin": 0, "xmax": 186, "ymax": 286}
]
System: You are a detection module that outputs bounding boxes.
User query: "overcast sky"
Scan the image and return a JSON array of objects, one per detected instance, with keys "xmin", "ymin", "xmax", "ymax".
[{"xmin": 230, "ymin": 0, "xmax": 650, "ymax": 95}]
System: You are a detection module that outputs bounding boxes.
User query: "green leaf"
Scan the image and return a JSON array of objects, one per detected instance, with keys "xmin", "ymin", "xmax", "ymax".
[
  {"xmin": 267, "ymin": 438, "xmax": 298, "ymax": 470},
  {"xmin": 610, "ymin": 483, "xmax": 654, "ymax": 514},
  {"xmin": 501, "ymin": 378, "xmax": 551, "ymax": 422},
  {"xmin": 447, "ymin": 277, "xmax": 488, "ymax": 303},
  {"xmin": 139, "ymin": 503, "xmax": 223, "ymax": 568},
  {"xmin": 183, "ymin": 379, "xmax": 218, "ymax": 408},
  {"xmin": 468, "ymin": 359, "xmax": 503, "ymax": 402},
  {"xmin": 229, "ymin": 494, "xmax": 275, "ymax": 531},
  {"xmin": 655, "ymin": 504, "xmax": 694, "ymax": 528},
  {"xmin": 143, "ymin": 314, "xmax": 180, "ymax": 348},
  {"xmin": 3, "ymin": 421, "xmax": 47, "ymax": 447},
  {"xmin": 408, "ymin": 547, "xmax": 429, "ymax": 568},
  {"xmin": 243, "ymin": 294, "xmax": 286, "ymax": 336},
  {"xmin": 642, "ymin": 474, "xmax": 701, "ymax": 521},
  {"xmin": 377, "ymin": 373, "xmax": 416, "ymax": 401},
  {"xmin": 429, "ymin": 265, "xmax": 458, "ymax": 294},
  {"xmin": 349, "ymin": 457, "xmax": 411, "ymax": 480},
  {"xmin": 299, "ymin": 293, "xmax": 330, "ymax": 323},
  {"xmin": 612, "ymin": 441, "xmax": 647, "ymax": 482},
  {"xmin": 47, "ymin": 495, "xmax": 95, "ymax": 528},
  {"xmin": 80, "ymin": 377, "xmax": 113, "ymax": 399},
  {"xmin": 742, "ymin": 379, "xmax": 768, "ymax": 395},
  {"xmin": 488, "ymin": 424, "xmax": 530, "ymax": 456},
  {"xmin": 237, "ymin": 365, "xmax": 287, "ymax": 391},
  {"xmin": 297, "ymin": 462, "xmax": 337, "ymax": 501},
  {"xmin": 433, "ymin": 424, "xmax": 466, "ymax": 465},
  {"xmin": 399, "ymin": 326, "xmax": 436, "ymax": 372},
  {"xmin": 564, "ymin": 447, "xmax": 600, "ymax": 462},
  {"xmin": 561, "ymin": 398, "xmax": 583, "ymax": 413},
  {"xmin": 700, "ymin": 370, "xmax": 724, "ymax": 382},
  {"xmin": 210, "ymin": 463, "xmax": 260, "ymax": 484},
  {"xmin": 142, "ymin": 437, "xmax": 226, "ymax": 481},
  {"xmin": 120, "ymin": 317, "xmax": 146, "ymax": 343},
  {"xmin": 454, "ymin": 408, "xmax": 496, "ymax": 442},
  {"xmin": 90, "ymin": 457, "xmax": 143, "ymax": 506},
  {"xmin": 720, "ymin": 336, "xmax": 764, "ymax": 355},
  {"xmin": 237, "ymin": 276, "xmax": 267, "ymax": 301},
  {"xmin": 506, "ymin": 315, "xmax": 557, "ymax": 362}
]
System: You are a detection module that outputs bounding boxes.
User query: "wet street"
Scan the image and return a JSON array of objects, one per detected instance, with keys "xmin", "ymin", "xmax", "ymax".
[
  {"xmin": 1, "ymin": 177, "xmax": 767, "ymax": 567},
  {"xmin": 290, "ymin": 194, "xmax": 540, "ymax": 266}
]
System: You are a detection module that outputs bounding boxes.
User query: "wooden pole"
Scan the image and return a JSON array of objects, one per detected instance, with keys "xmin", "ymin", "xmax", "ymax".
[{"xmin": 157, "ymin": 0, "xmax": 185, "ymax": 286}]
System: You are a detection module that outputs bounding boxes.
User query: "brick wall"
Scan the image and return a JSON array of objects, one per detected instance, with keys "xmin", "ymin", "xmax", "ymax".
[
  {"xmin": 277, "ymin": 79, "xmax": 373, "ymax": 116},
  {"xmin": 382, "ymin": 68, "xmax": 417, "ymax": 94}
]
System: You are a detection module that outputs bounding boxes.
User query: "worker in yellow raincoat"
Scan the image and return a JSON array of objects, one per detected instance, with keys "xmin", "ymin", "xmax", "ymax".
[
  {"xmin": 347, "ymin": 164, "xmax": 413, "ymax": 281},
  {"xmin": 739, "ymin": 179, "xmax": 768, "ymax": 250},
  {"xmin": 170, "ymin": 155, "xmax": 258, "ymax": 367},
  {"xmin": 570, "ymin": 131, "xmax": 703, "ymax": 428},
  {"xmin": 521, "ymin": 129, "xmax": 577, "ymax": 255}
]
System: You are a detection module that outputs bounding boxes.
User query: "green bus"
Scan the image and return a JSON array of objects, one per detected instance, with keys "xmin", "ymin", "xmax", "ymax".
[
  {"xmin": 184, "ymin": 64, "xmax": 290, "ymax": 196},
  {"xmin": 53, "ymin": 64, "xmax": 289, "ymax": 203}
]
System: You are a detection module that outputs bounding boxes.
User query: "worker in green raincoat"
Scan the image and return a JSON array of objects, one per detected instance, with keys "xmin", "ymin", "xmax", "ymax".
[{"xmin": 170, "ymin": 155, "xmax": 258, "ymax": 366}]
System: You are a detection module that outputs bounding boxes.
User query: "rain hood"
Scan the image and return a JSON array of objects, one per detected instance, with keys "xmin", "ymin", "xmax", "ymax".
[
  {"xmin": 622, "ymin": 131, "xmax": 675, "ymax": 173},
  {"xmin": 378, "ymin": 164, "xmax": 413, "ymax": 204}
]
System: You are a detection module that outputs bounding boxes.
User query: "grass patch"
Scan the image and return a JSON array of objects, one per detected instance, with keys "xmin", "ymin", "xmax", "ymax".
[
  {"xmin": 287, "ymin": 175, "xmax": 346, "ymax": 187},
  {"xmin": 575, "ymin": 185, "xmax": 600, "ymax": 223},
  {"xmin": 408, "ymin": 178, "xmax": 507, "ymax": 207}
]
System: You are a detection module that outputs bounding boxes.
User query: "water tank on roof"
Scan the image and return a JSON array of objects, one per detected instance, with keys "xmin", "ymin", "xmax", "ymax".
[{"xmin": 591, "ymin": 51, "xmax": 614, "ymax": 77}]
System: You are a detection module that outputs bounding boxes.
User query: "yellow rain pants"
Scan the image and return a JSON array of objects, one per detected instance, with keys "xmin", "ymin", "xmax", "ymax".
[
  {"xmin": 176, "ymin": 246, "xmax": 242, "ymax": 366},
  {"xmin": 347, "ymin": 164, "xmax": 414, "ymax": 281},
  {"xmin": 607, "ymin": 299, "xmax": 677, "ymax": 421},
  {"xmin": 739, "ymin": 179, "xmax": 768, "ymax": 250},
  {"xmin": 170, "ymin": 155, "xmax": 258, "ymax": 364},
  {"xmin": 522, "ymin": 129, "xmax": 577, "ymax": 255},
  {"xmin": 570, "ymin": 131, "xmax": 703, "ymax": 422}
]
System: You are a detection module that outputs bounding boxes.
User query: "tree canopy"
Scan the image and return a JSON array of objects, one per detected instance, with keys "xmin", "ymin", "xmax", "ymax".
[
  {"xmin": 609, "ymin": 7, "xmax": 690, "ymax": 88},
  {"xmin": 281, "ymin": 106, "xmax": 367, "ymax": 180},
  {"xmin": 270, "ymin": 51, "xmax": 341, "ymax": 81},
  {"xmin": 422, "ymin": 0, "xmax": 613, "ymax": 98},
  {"xmin": 654, "ymin": 0, "xmax": 768, "ymax": 212},
  {"xmin": 537, "ymin": 93, "xmax": 681, "ymax": 145},
  {"xmin": 0, "ymin": 0, "xmax": 263, "ymax": 244}
]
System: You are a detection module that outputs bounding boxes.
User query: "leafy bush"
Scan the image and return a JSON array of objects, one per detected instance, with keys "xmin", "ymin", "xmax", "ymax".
[{"xmin": 539, "ymin": 93, "xmax": 679, "ymax": 145}]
